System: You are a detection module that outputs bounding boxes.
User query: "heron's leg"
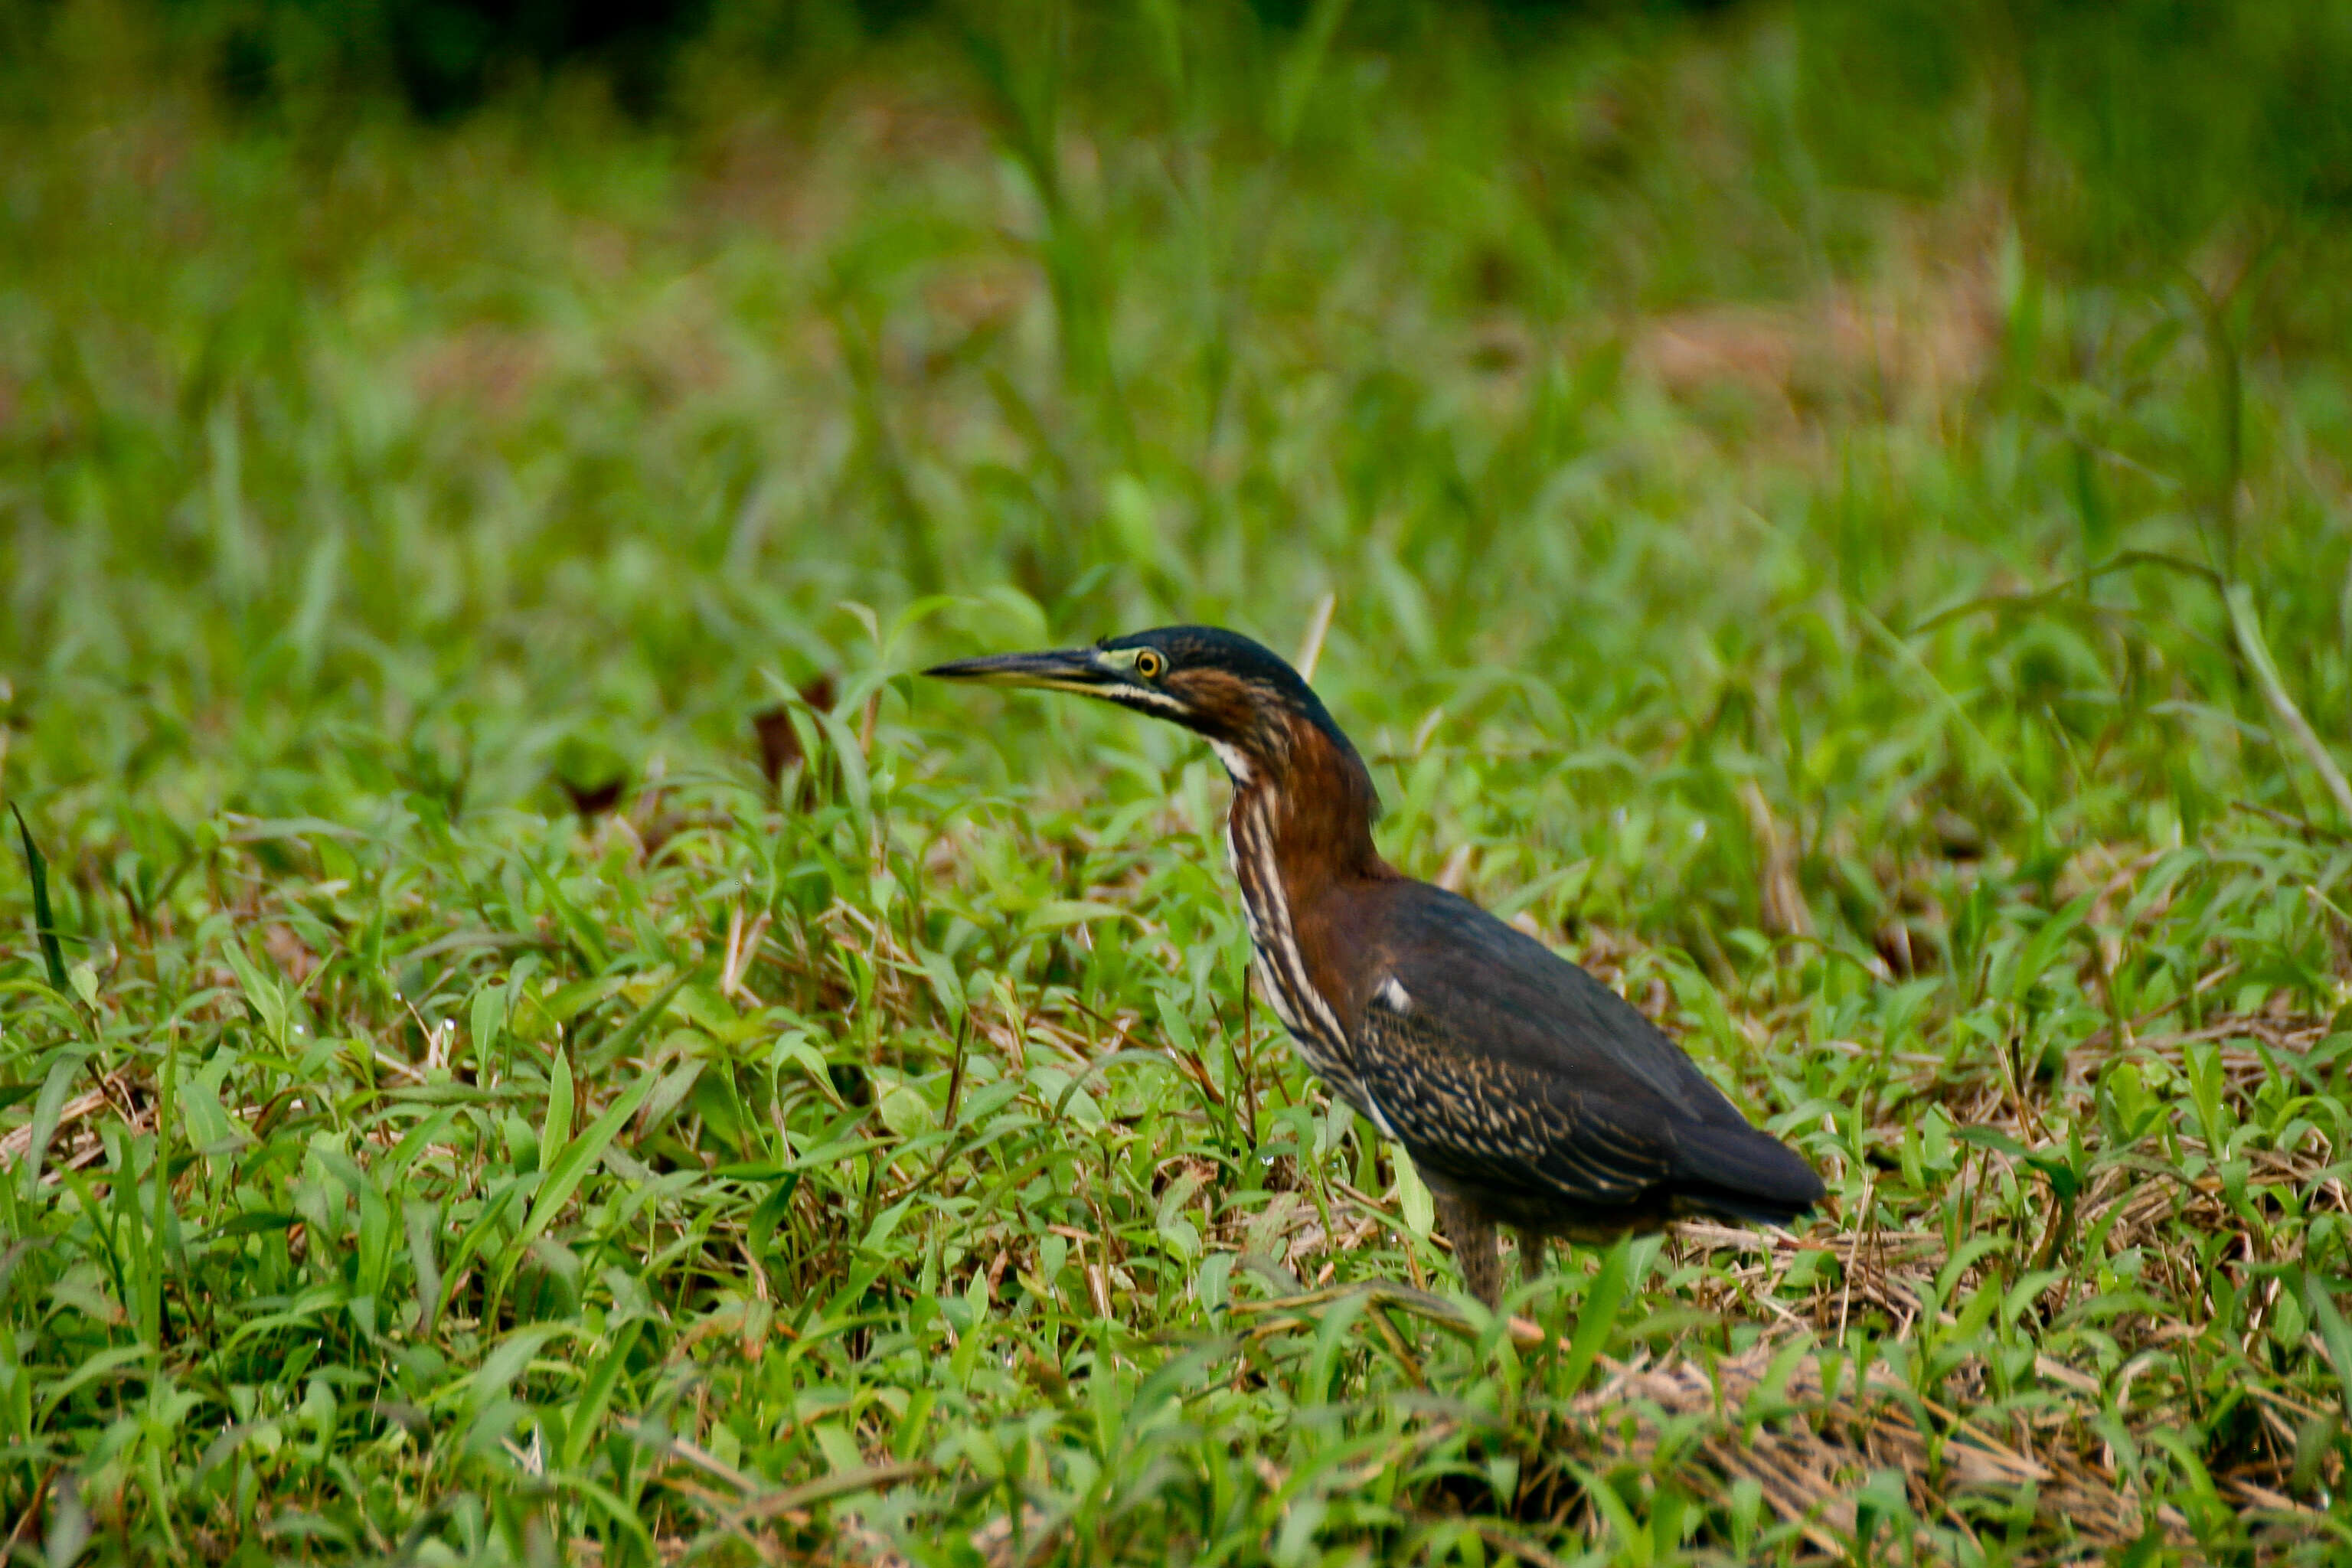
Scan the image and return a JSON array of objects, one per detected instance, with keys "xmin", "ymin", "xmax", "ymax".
[
  {"xmin": 1432, "ymin": 1193, "xmax": 1501, "ymax": 1309},
  {"xmin": 1516, "ymin": 1230, "xmax": 1547, "ymax": 1289}
]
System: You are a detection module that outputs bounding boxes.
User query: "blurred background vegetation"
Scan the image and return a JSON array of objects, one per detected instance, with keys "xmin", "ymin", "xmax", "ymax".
[
  {"xmin": 8, "ymin": 0, "xmax": 2352, "ymax": 946},
  {"xmin": 7, "ymin": 0, "xmax": 2352, "ymax": 1560},
  {"xmin": 7, "ymin": 0, "xmax": 2352, "ymax": 860}
]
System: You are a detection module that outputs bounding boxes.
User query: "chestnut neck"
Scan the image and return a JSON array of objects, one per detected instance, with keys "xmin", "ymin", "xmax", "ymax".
[{"xmin": 1227, "ymin": 710, "xmax": 1388, "ymax": 888}]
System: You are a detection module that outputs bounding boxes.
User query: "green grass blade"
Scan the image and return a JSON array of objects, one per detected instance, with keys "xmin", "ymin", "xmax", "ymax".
[
  {"xmin": 559, "ymin": 1316, "xmax": 645, "ymax": 1475},
  {"xmin": 10, "ymin": 804, "xmax": 68, "ymax": 994},
  {"xmin": 1557, "ymin": 1237, "xmax": 1629, "ymax": 1398},
  {"xmin": 18, "ymin": 1050, "xmax": 84, "ymax": 1200},
  {"xmin": 2303, "ymin": 1271, "xmax": 2352, "ymax": 1421},
  {"xmin": 541, "ymin": 1047, "xmax": 575, "ymax": 1173},
  {"xmin": 581, "ymin": 972, "xmax": 691, "ymax": 1073},
  {"xmin": 508, "ymin": 1069, "xmax": 655, "ymax": 1262}
]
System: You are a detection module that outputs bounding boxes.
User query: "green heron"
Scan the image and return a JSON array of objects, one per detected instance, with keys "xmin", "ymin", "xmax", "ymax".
[{"xmin": 926, "ymin": 626, "xmax": 1824, "ymax": 1307}]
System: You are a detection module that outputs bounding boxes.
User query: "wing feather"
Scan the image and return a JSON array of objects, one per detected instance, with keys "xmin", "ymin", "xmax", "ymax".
[
  {"xmin": 1356, "ymin": 981, "xmax": 1671, "ymax": 1212},
  {"xmin": 1349, "ymin": 882, "xmax": 1824, "ymax": 1228}
]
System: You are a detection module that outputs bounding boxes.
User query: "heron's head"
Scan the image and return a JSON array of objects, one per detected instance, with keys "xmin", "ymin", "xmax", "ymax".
[{"xmin": 924, "ymin": 624, "xmax": 1361, "ymax": 789}]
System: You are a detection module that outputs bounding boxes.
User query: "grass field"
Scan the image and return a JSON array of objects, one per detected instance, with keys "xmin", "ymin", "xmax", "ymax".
[{"xmin": 6, "ymin": 0, "xmax": 2352, "ymax": 1561}]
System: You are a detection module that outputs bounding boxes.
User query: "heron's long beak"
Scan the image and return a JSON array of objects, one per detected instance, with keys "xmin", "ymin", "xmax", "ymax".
[{"xmin": 921, "ymin": 647, "xmax": 1116, "ymax": 696}]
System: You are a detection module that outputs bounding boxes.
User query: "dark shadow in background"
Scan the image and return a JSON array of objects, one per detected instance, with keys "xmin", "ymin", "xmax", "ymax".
[
  {"xmin": 90, "ymin": 0, "xmax": 2352, "ymax": 293},
  {"xmin": 190, "ymin": 0, "xmax": 1736, "ymax": 120}
]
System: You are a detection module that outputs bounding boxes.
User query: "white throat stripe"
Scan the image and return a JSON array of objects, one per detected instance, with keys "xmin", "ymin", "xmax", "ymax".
[{"xmin": 1207, "ymin": 739, "xmax": 1256, "ymax": 782}]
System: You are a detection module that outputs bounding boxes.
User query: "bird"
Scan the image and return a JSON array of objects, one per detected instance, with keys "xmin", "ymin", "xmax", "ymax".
[{"xmin": 924, "ymin": 625, "xmax": 1824, "ymax": 1308}]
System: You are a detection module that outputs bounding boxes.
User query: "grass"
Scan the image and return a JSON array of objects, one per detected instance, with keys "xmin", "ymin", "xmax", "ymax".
[{"xmin": 5, "ymin": 0, "xmax": 2352, "ymax": 1561}]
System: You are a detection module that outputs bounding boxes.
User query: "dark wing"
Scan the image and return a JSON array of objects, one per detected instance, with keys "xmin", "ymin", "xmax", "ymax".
[
  {"xmin": 1355, "ymin": 977, "xmax": 1674, "ymax": 1221},
  {"xmin": 1374, "ymin": 883, "xmax": 1753, "ymax": 1126},
  {"xmin": 1355, "ymin": 882, "xmax": 1824, "ymax": 1227}
]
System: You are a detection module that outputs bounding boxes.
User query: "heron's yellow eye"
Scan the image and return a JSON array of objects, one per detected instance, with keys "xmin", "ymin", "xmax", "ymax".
[{"xmin": 1133, "ymin": 649, "xmax": 1165, "ymax": 680}]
